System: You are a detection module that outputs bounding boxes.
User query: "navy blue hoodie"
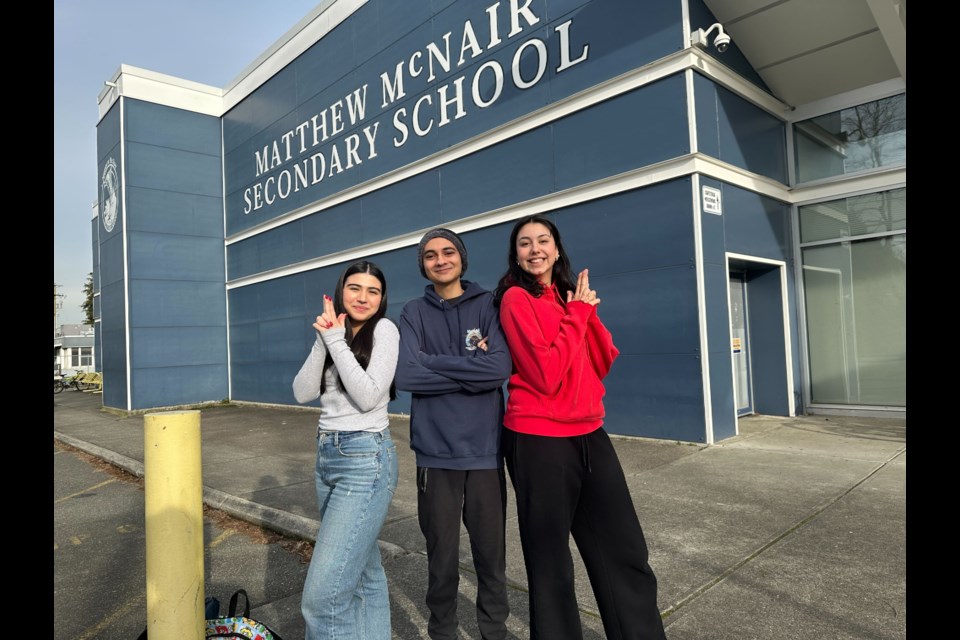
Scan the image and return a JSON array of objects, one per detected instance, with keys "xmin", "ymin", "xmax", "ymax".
[{"xmin": 396, "ymin": 280, "xmax": 512, "ymax": 470}]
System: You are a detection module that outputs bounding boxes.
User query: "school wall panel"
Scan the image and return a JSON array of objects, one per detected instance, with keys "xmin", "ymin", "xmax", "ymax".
[
  {"xmin": 604, "ymin": 354, "xmax": 706, "ymax": 441},
  {"xmin": 99, "ymin": 280, "xmax": 128, "ymax": 409},
  {"xmin": 129, "ymin": 327, "xmax": 228, "ymax": 368},
  {"xmin": 228, "ymin": 236, "xmax": 265, "ymax": 281},
  {"xmin": 259, "ymin": 220, "xmax": 306, "ymax": 273},
  {"xmin": 554, "ymin": 75, "xmax": 688, "ymax": 189},
  {"xmin": 547, "ymin": 0, "xmax": 683, "ymax": 100},
  {"xmin": 127, "ymin": 281, "xmax": 227, "ymax": 327},
  {"xmin": 593, "ymin": 267, "xmax": 699, "ymax": 356},
  {"xmin": 227, "ymin": 281, "xmax": 262, "ymax": 325},
  {"xmin": 302, "ymin": 199, "xmax": 365, "ymax": 262},
  {"xmin": 439, "ymin": 126, "xmax": 555, "ymax": 220},
  {"xmin": 693, "ymin": 74, "xmax": 787, "ymax": 184},
  {"xmin": 560, "ymin": 180, "xmax": 694, "ymax": 276},
  {"xmin": 125, "ymin": 187, "xmax": 224, "ymax": 237},
  {"xmin": 127, "ymin": 232, "xmax": 225, "ymax": 282},
  {"xmin": 99, "ymin": 228, "xmax": 125, "ymax": 288},
  {"xmin": 125, "ymin": 143, "xmax": 223, "ymax": 198},
  {"xmin": 229, "ymin": 322, "xmax": 260, "ymax": 365},
  {"xmin": 132, "ymin": 364, "xmax": 229, "ymax": 407},
  {"xmin": 125, "ymin": 99, "xmax": 222, "ymax": 154},
  {"xmin": 231, "ymin": 362, "xmax": 260, "ymax": 399},
  {"xmin": 260, "ymin": 316, "xmax": 312, "ymax": 364},
  {"xmin": 360, "ymin": 171, "xmax": 442, "ymax": 245},
  {"xmin": 257, "ymin": 275, "xmax": 307, "ymax": 322},
  {"xmin": 97, "ymin": 104, "xmax": 121, "ymax": 166},
  {"xmin": 721, "ymin": 184, "xmax": 791, "ymax": 261}
]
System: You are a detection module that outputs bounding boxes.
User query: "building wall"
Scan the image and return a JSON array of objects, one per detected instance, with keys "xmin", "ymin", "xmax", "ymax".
[
  {"xmin": 223, "ymin": 0, "xmax": 684, "ymax": 236},
  {"xmin": 95, "ymin": 98, "xmax": 229, "ymax": 411},
  {"xmin": 94, "ymin": 0, "xmax": 850, "ymax": 438},
  {"xmin": 97, "ymin": 103, "xmax": 128, "ymax": 409}
]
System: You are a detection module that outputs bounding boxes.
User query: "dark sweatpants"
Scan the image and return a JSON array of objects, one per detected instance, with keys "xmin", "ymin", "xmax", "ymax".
[
  {"xmin": 417, "ymin": 466, "xmax": 509, "ymax": 640},
  {"xmin": 502, "ymin": 428, "xmax": 667, "ymax": 640}
]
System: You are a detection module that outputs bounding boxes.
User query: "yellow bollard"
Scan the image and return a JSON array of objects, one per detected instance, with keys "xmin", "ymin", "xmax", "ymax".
[{"xmin": 144, "ymin": 410, "xmax": 205, "ymax": 640}]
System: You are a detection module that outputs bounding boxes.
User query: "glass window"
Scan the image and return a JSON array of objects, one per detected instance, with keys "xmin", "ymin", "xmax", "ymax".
[
  {"xmin": 70, "ymin": 349, "xmax": 80, "ymax": 368},
  {"xmin": 794, "ymin": 94, "xmax": 905, "ymax": 183},
  {"xmin": 81, "ymin": 347, "xmax": 93, "ymax": 367},
  {"xmin": 800, "ymin": 189, "xmax": 905, "ymax": 243},
  {"xmin": 801, "ymin": 232, "xmax": 905, "ymax": 407}
]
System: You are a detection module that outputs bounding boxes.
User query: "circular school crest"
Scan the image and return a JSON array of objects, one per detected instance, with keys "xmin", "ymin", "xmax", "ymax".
[{"xmin": 101, "ymin": 157, "xmax": 119, "ymax": 233}]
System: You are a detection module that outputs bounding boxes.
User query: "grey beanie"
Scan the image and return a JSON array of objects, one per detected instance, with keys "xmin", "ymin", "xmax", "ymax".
[{"xmin": 418, "ymin": 228, "xmax": 468, "ymax": 278}]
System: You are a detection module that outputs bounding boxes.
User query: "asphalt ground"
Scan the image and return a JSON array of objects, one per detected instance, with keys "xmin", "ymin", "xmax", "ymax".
[{"xmin": 54, "ymin": 388, "xmax": 907, "ymax": 639}]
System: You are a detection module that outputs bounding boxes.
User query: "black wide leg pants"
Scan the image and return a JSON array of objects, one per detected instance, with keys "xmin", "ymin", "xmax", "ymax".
[{"xmin": 502, "ymin": 428, "xmax": 667, "ymax": 640}]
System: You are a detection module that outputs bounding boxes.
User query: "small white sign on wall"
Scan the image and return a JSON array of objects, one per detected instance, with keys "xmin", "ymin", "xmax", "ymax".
[{"xmin": 702, "ymin": 186, "xmax": 722, "ymax": 215}]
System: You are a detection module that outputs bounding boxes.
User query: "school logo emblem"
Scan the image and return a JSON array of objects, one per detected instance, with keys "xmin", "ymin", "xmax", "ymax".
[{"xmin": 101, "ymin": 157, "xmax": 119, "ymax": 233}]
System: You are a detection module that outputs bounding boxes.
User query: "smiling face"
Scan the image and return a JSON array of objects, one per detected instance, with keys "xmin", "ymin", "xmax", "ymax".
[
  {"xmin": 515, "ymin": 222, "xmax": 559, "ymax": 286},
  {"xmin": 421, "ymin": 237, "xmax": 463, "ymax": 287},
  {"xmin": 341, "ymin": 272, "xmax": 383, "ymax": 332}
]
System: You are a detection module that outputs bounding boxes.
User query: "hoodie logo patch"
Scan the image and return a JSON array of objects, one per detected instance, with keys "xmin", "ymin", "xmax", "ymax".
[{"xmin": 464, "ymin": 328, "xmax": 483, "ymax": 351}]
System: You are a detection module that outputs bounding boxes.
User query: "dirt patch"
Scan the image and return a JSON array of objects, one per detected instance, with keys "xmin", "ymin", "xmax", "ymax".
[{"xmin": 54, "ymin": 438, "xmax": 314, "ymax": 563}]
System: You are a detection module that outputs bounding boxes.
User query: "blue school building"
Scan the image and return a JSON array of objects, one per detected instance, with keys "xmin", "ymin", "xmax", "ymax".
[{"xmin": 92, "ymin": 0, "xmax": 906, "ymax": 443}]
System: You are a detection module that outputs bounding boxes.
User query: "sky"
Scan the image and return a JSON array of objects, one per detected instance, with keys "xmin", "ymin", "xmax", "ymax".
[{"xmin": 54, "ymin": 0, "xmax": 322, "ymax": 327}]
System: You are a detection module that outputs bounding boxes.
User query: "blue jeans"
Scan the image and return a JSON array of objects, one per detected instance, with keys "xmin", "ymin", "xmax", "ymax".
[{"xmin": 302, "ymin": 429, "xmax": 398, "ymax": 640}]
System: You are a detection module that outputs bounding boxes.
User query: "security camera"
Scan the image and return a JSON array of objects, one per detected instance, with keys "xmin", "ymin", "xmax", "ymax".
[
  {"xmin": 713, "ymin": 32, "xmax": 730, "ymax": 53},
  {"xmin": 690, "ymin": 23, "xmax": 732, "ymax": 54}
]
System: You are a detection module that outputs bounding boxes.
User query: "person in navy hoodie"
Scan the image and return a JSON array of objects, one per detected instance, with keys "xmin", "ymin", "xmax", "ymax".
[{"xmin": 395, "ymin": 228, "xmax": 512, "ymax": 640}]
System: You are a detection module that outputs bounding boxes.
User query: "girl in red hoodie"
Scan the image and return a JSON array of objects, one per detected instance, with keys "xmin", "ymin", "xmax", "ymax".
[{"xmin": 493, "ymin": 215, "xmax": 666, "ymax": 640}]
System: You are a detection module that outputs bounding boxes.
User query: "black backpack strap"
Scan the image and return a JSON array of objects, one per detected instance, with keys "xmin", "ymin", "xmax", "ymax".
[{"xmin": 227, "ymin": 589, "xmax": 251, "ymax": 618}]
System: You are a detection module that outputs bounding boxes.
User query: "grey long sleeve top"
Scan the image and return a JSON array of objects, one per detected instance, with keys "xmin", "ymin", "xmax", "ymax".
[{"xmin": 292, "ymin": 319, "xmax": 400, "ymax": 433}]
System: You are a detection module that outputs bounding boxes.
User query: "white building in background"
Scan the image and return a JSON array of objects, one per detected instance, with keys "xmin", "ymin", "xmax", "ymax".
[{"xmin": 54, "ymin": 324, "xmax": 95, "ymax": 375}]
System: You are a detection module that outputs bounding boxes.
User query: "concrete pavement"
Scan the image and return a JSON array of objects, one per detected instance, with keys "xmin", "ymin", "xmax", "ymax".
[{"xmin": 54, "ymin": 390, "xmax": 906, "ymax": 639}]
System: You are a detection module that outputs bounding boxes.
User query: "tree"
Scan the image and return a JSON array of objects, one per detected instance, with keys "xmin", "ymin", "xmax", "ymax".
[{"xmin": 81, "ymin": 272, "xmax": 94, "ymax": 326}]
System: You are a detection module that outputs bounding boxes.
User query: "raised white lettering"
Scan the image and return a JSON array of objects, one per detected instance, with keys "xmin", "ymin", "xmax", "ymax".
[
  {"xmin": 363, "ymin": 122, "xmax": 380, "ymax": 159},
  {"xmin": 556, "ymin": 20, "xmax": 589, "ymax": 72},
  {"xmin": 459, "ymin": 20, "xmax": 483, "ymax": 65},
  {"xmin": 426, "ymin": 32, "xmax": 452, "ymax": 82},
  {"xmin": 472, "ymin": 60, "xmax": 504, "ymax": 108},
  {"xmin": 381, "ymin": 63, "xmax": 406, "ymax": 108},
  {"xmin": 413, "ymin": 95, "xmax": 434, "ymax": 136},
  {"xmin": 512, "ymin": 38, "xmax": 547, "ymax": 89},
  {"xmin": 393, "ymin": 108, "xmax": 409, "ymax": 147},
  {"xmin": 508, "ymin": 0, "xmax": 539, "ymax": 38},
  {"xmin": 438, "ymin": 77, "xmax": 467, "ymax": 126}
]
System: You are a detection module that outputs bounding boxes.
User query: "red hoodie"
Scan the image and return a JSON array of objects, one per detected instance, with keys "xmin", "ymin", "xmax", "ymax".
[{"xmin": 499, "ymin": 284, "xmax": 620, "ymax": 437}]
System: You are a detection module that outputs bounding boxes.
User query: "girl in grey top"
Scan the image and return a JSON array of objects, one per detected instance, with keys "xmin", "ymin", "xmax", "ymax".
[{"xmin": 292, "ymin": 260, "xmax": 400, "ymax": 640}]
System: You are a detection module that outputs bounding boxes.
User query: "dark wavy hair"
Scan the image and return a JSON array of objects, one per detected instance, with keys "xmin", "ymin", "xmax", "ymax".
[
  {"xmin": 493, "ymin": 215, "xmax": 577, "ymax": 306},
  {"xmin": 321, "ymin": 260, "xmax": 397, "ymax": 401}
]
